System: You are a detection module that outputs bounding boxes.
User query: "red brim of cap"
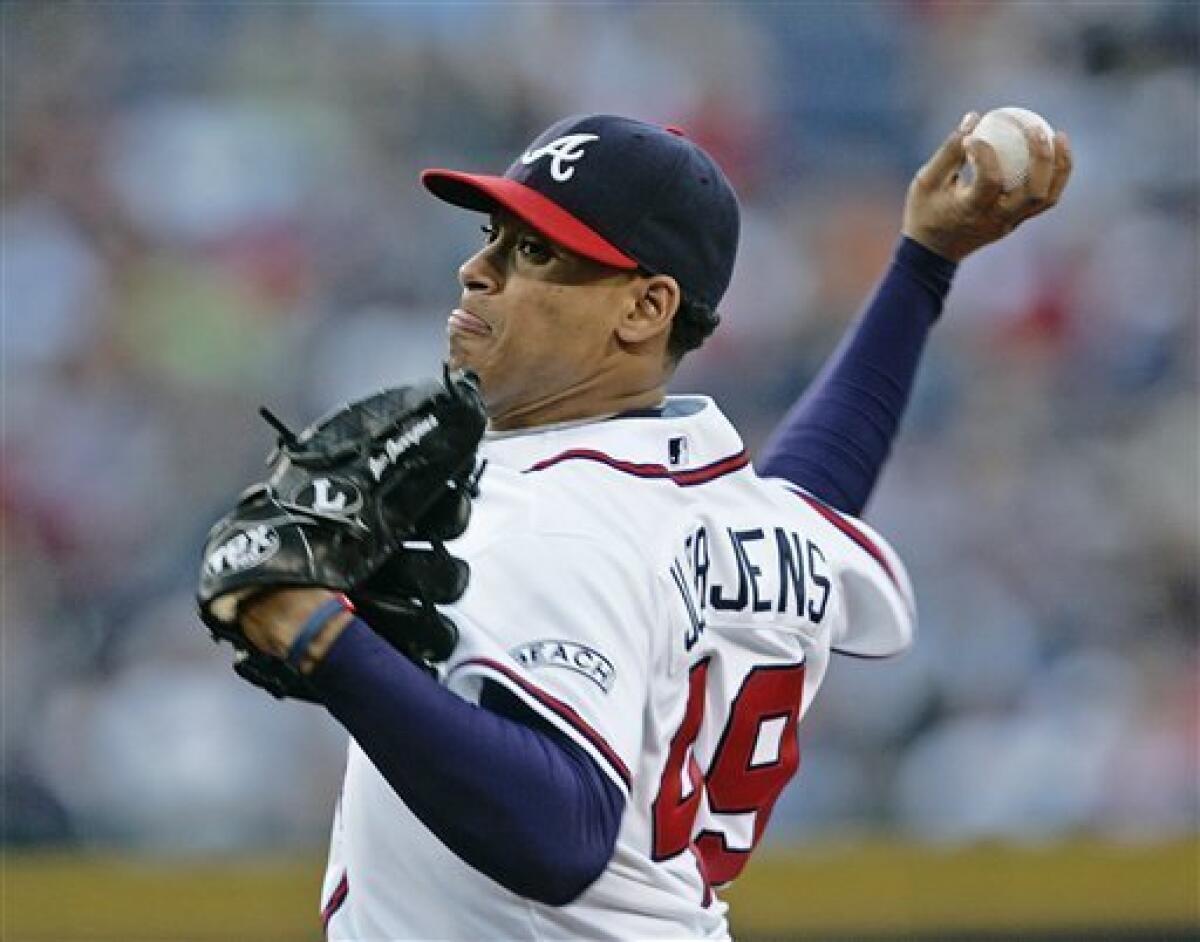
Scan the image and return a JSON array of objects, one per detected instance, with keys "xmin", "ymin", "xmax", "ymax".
[{"xmin": 421, "ymin": 170, "xmax": 638, "ymax": 271}]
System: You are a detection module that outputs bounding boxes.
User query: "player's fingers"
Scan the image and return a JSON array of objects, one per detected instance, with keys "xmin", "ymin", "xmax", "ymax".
[
  {"xmin": 1046, "ymin": 130, "xmax": 1073, "ymax": 204},
  {"xmin": 961, "ymin": 137, "xmax": 1003, "ymax": 208},
  {"xmin": 915, "ymin": 112, "xmax": 978, "ymax": 191},
  {"xmin": 1027, "ymin": 130, "xmax": 1073, "ymax": 219},
  {"xmin": 1022, "ymin": 122, "xmax": 1055, "ymax": 202}
]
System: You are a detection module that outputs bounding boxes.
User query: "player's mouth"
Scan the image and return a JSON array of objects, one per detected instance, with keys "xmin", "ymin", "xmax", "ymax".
[{"xmin": 447, "ymin": 307, "xmax": 493, "ymax": 337}]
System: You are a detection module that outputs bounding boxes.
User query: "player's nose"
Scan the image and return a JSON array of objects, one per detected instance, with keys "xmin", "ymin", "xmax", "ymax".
[{"xmin": 458, "ymin": 245, "xmax": 502, "ymax": 295}]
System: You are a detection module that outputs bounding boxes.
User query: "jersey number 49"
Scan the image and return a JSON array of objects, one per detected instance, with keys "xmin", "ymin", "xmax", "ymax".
[{"xmin": 651, "ymin": 659, "xmax": 805, "ymax": 886}]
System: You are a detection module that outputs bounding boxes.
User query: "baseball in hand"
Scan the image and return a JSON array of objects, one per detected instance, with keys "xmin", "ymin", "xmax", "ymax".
[{"xmin": 964, "ymin": 107, "xmax": 1055, "ymax": 192}]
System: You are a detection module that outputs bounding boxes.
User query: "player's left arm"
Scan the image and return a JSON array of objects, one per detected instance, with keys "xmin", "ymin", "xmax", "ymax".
[{"xmin": 759, "ymin": 113, "xmax": 1073, "ymax": 515}]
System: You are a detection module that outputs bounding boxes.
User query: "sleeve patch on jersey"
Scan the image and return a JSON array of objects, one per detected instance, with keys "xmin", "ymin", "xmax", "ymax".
[
  {"xmin": 525, "ymin": 448, "xmax": 749, "ymax": 487},
  {"xmin": 509, "ymin": 639, "xmax": 616, "ymax": 693},
  {"xmin": 456, "ymin": 656, "xmax": 632, "ymax": 791},
  {"xmin": 787, "ymin": 487, "xmax": 900, "ymax": 591}
]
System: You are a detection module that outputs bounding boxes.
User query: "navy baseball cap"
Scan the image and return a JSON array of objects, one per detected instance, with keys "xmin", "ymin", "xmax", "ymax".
[{"xmin": 421, "ymin": 114, "xmax": 740, "ymax": 309}]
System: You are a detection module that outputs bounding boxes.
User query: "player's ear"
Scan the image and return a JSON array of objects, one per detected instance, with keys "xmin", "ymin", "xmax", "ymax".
[{"xmin": 616, "ymin": 274, "xmax": 680, "ymax": 345}]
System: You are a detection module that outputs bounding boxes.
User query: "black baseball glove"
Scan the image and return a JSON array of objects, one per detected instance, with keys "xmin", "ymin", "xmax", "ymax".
[{"xmin": 197, "ymin": 367, "xmax": 487, "ymax": 701}]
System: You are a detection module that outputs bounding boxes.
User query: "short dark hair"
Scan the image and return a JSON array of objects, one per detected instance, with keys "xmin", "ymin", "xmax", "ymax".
[{"xmin": 667, "ymin": 294, "xmax": 720, "ymax": 364}]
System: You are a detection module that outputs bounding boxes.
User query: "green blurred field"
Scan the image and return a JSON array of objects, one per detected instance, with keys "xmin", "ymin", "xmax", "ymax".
[{"xmin": 4, "ymin": 839, "xmax": 1197, "ymax": 941}]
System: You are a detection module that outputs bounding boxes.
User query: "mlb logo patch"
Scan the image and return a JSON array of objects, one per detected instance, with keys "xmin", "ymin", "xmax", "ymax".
[{"xmin": 668, "ymin": 436, "xmax": 689, "ymax": 468}]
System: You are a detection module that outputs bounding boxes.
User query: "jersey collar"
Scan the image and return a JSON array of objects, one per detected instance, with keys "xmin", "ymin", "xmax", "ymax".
[{"xmin": 480, "ymin": 396, "xmax": 746, "ymax": 474}]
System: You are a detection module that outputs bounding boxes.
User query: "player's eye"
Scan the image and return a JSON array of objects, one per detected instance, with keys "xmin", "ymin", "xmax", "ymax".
[
  {"xmin": 480, "ymin": 223, "xmax": 498, "ymax": 244},
  {"xmin": 517, "ymin": 234, "xmax": 552, "ymax": 264}
]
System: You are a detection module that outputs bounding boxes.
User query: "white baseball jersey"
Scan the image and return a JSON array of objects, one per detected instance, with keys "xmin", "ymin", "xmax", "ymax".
[{"xmin": 321, "ymin": 396, "xmax": 914, "ymax": 940}]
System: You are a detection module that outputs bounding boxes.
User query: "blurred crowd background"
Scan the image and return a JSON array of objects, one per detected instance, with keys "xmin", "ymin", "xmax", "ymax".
[{"xmin": 3, "ymin": 1, "xmax": 1196, "ymax": 856}]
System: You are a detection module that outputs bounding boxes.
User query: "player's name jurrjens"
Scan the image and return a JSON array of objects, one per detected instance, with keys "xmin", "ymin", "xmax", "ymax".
[{"xmin": 672, "ymin": 523, "xmax": 832, "ymax": 647}]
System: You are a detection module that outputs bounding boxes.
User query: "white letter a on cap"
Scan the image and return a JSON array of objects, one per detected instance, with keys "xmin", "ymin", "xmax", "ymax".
[{"xmin": 520, "ymin": 133, "xmax": 599, "ymax": 182}]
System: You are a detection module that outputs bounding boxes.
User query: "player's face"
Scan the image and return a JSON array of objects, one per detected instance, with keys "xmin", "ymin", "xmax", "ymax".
[{"xmin": 448, "ymin": 211, "xmax": 645, "ymax": 429}]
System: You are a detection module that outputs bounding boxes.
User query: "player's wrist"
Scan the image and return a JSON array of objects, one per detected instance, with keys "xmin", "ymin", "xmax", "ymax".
[
  {"xmin": 894, "ymin": 234, "xmax": 958, "ymax": 304},
  {"xmin": 297, "ymin": 606, "xmax": 357, "ymax": 674},
  {"xmin": 238, "ymin": 588, "xmax": 354, "ymax": 666},
  {"xmin": 287, "ymin": 593, "xmax": 357, "ymax": 674},
  {"xmin": 899, "ymin": 221, "xmax": 965, "ymax": 264}
]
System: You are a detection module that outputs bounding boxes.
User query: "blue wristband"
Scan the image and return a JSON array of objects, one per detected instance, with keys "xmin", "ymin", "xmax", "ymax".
[{"xmin": 286, "ymin": 596, "xmax": 350, "ymax": 669}]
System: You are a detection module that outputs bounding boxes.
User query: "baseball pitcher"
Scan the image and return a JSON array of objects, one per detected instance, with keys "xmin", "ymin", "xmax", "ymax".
[{"xmin": 197, "ymin": 112, "xmax": 1070, "ymax": 938}]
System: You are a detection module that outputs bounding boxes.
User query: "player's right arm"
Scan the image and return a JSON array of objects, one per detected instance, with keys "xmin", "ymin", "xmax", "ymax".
[
  {"xmin": 759, "ymin": 114, "xmax": 1072, "ymax": 515},
  {"xmin": 758, "ymin": 235, "xmax": 954, "ymax": 515}
]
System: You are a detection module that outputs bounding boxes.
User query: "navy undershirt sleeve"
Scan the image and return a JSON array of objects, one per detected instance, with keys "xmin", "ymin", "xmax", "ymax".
[
  {"xmin": 310, "ymin": 619, "xmax": 624, "ymax": 906},
  {"xmin": 758, "ymin": 236, "xmax": 957, "ymax": 516}
]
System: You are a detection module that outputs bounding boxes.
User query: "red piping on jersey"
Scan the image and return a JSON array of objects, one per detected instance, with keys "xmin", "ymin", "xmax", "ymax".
[
  {"xmin": 458, "ymin": 657, "xmax": 633, "ymax": 791},
  {"xmin": 525, "ymin": 448, "xmax": 749, "ymax": 486},
  {"xmin": 786, "ymin": 487, "xmax": 900, "ymax": 591},
  {"xmin": 321, "ymin": 872, "xmax": 349, "ymax": 930},
  {"xmin": 829, "ymin": 646, "xmax": 899, "ymax": 660}
]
